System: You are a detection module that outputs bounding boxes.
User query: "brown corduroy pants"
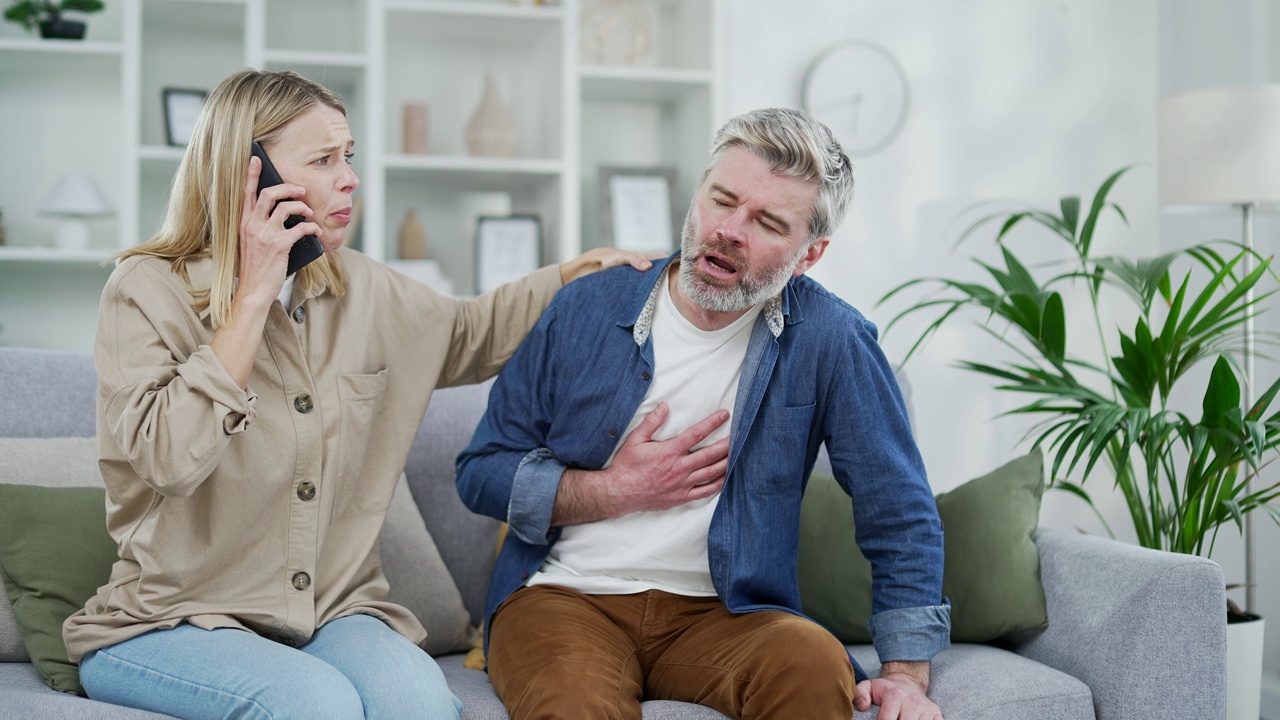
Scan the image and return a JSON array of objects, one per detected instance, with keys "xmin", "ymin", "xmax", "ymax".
[{"xmin": 487, "ymin": 585, "xmax": 856, "ymax": 720}]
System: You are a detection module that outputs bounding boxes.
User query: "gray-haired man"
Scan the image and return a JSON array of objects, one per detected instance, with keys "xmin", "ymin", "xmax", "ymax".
[{"xmin": 458, "ymin": 108, "xmax": 950, "ymax": 720}]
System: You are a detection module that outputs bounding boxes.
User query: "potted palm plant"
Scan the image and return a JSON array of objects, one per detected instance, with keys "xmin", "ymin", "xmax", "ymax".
[
  {"xmin": 3, "ymin": 0, "xmax": 104, "ymax": 40},
  {"xmin": 878, "ymin": 166, "xmax": 1280, "ymax": 718}
]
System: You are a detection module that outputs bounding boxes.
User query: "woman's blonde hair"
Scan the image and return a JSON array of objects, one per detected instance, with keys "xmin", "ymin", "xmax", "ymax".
[{"xmin": 119, "ymin": 69, "xmax": 348, "ymax": 328}]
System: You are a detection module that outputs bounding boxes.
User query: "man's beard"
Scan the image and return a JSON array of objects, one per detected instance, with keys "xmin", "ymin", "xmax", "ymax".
[{"xmin": 677, "ymin": 209, "xmax": 808, "ymax": 313}]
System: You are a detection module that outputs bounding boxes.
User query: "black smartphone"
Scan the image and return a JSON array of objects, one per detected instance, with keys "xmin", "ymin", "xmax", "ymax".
[{"xmin": 250, "ymin": 141, "xmax": 324, "ymax": 275}]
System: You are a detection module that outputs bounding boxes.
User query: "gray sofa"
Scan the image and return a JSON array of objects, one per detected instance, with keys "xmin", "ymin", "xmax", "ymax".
[{"xmin": 0, "ymin": 346, "xmax": 1227, "ymax": 719}]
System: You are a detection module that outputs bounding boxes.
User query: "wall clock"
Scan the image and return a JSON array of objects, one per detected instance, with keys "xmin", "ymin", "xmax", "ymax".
[{"xmin": 801, "ymin": 38, "xmax": 912, "ymax": 158}]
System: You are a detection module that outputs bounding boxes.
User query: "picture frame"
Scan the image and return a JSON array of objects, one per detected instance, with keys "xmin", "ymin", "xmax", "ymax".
[
  {"xmin": 600, "ymin": 165, "xmax": 679, "ymax": 254},
  {"xmin": 475, "ymin": 215, "xmax": 541, "ymax": 294},
  {"xmin": 162, "ymin": 88, "xmax": 208, "ymax": 147}
]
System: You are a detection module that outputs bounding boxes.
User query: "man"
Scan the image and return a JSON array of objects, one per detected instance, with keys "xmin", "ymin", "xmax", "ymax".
[{"xmin": 456, "ymin": 108, "xmax": 948, "ymax": 720}]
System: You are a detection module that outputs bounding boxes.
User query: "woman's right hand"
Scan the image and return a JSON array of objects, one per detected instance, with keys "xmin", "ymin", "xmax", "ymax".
[
  {"xmin": 236, "ymin": 155, "xmax": 321, "ymax": 305},
  {"xmin": 211, "ymin": 155, "xmax": 323, "ymax": 389}
]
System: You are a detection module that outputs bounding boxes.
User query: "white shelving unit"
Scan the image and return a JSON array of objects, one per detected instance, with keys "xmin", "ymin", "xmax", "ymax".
[{"xmin": 0, "ymin": 0, "xmax": 724, "ymax": 351}]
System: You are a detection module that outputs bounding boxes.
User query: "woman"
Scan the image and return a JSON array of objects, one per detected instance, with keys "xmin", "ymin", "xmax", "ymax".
[{"xmin": 62, "ymin": 69, "xmax": 650, "ymax": 719}]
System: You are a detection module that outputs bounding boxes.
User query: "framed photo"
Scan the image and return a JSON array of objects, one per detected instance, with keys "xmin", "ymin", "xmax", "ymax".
[
  {"xmin": 475, "ymin": 215, "xmax": 541, "ymax": 293},
  {"xmin": 162, "ymin": 88, "xmax": 208, "ymax": 147},
  {"xmin": 600, "ymin": 165, "xmax": 678, "ymax": 253}
]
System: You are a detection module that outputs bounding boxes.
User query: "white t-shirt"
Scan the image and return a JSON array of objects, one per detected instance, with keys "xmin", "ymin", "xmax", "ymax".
[
  {"xmin": 277, "ymin": 275, "xmax": 296, "ymax": 309},
  {"xmin": 528, "ymin": 270, "xmax": 763, "ymax": 596}
]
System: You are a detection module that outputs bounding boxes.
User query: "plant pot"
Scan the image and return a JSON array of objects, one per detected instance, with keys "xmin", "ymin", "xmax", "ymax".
[
  {"xmin": 39, "ymin": 19, "xmax": 86, "ymax": 40},
  {"xmin": 1226, "ymin": 614, "xmax": 1264, "ymax": 720}
]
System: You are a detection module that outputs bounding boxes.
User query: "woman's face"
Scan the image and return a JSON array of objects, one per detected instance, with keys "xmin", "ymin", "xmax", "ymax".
[{"xmin": 263, "ymin": 104, "xmax": 358, "ymax": 253}]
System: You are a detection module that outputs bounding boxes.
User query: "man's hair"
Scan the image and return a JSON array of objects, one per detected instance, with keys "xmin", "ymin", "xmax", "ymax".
[
  {"xmin": 706, "ymin": 108, "xmax": 854, "ymax": 242},
  {"xmin": 118, "ymin": 69, "xmax": 348, "ymax": 328}
]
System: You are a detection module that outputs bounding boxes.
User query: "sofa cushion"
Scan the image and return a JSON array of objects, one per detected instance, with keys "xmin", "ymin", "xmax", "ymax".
[
  {"xmin": 0, "ymin": 436, "xmax": 103, "ymax": 663},
  {"xmin": 0, "ymin": 484, "xmax": 115, "ymax": 695},
  {"xmin": 435, "ymin": 654, "xmax": 734, "ymax": 719},
  {"xmin": 0, "ymin": 663, "xmax": 174, "ymax": 719},
  {"xmin": 381, "ymin": 475, "xmax": 476, "ymax": 655},
  {"xmin": 849, "ymin": 643, "xmax": 1094, "ymax": 719},
  {"xmin": 799, "ymin": 449, "xmax": 1048, "ymax": 643},
  {"xmin": 0, "ymin": 348, "xmax": 96, "ymax": 439}
]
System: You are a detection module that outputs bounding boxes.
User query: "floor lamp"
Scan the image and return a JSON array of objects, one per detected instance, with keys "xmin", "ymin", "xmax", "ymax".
[{"xmin": 1158, "ymin": 85, "xmax": 1280, "ymax": 614}]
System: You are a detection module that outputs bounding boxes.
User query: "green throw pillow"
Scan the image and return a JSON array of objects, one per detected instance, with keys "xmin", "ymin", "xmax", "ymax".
[
  {"xmin": 798, "ymin": 449, "xmax": 1047, "ymax": 644},
  {"xmin": 0, "ymin": 484, "xmax": 116, "ymax": 696}
]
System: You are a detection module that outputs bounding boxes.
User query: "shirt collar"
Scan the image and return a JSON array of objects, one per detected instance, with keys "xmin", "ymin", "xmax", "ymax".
[{"xmin": 632, "ymin": 261, "xmax": 785, "ymax": 346}]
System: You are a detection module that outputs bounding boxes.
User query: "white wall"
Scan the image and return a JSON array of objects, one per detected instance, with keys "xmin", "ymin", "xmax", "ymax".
[
  {"xmin": 726, "ymin": 1, "xmax": 1278, "ymax": 715},
  {"xmin": 726, "ymin": 2, "xmax": 1156, "ymax": 521}
]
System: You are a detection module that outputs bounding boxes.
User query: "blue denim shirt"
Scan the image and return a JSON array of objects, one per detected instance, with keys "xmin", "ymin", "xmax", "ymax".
[{"xmin": 456, "ymin": 257, "xmax": 950, "ymax": 681}]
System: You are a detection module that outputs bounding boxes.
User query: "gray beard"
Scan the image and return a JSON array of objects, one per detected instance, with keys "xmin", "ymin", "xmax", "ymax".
[{"xmin": 677, "ymin": 211, "xmax": 806, "ymax": 313}]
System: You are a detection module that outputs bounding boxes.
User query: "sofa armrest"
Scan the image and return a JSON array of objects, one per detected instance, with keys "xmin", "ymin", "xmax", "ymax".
[{"xmin": 1011, "ymin": 528, "xmax": 1226, "ymax": 719}]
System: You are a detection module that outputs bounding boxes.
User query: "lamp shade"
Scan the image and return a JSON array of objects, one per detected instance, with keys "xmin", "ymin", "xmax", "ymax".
[
  {"xmin": 37, "ymin": 174, "xmax": 112, "ymax": 217},
  {"xmin": 1157, "ymin": 85, "xmax": 1280, "ymax": 211}
]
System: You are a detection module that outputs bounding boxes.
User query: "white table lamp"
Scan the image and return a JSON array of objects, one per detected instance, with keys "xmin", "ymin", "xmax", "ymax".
[
  {"xmin": 38, "ymin": 174, "xmax": 113, "ymax": 250},
  {"xmin": 1157, "ymin": 85, "xmax": 1280, "ymax": 614}
]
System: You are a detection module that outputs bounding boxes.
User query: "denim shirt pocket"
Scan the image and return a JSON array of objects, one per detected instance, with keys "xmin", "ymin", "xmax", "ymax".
[{"xmin": 744, "ymin": 402, "xmax": 815, "ymax": 496}]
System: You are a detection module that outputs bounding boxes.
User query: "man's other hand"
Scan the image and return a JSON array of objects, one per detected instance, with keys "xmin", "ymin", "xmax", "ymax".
[{"xmin": 854, "ymin": 660, "xmax": 942, "ymax": 720}]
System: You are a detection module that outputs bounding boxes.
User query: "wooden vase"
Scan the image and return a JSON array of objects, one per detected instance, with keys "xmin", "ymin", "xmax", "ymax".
[
  {"xmin": 398, "ymin": 210, "xmax": 428, "ymax": 260},
  {"xmin": 465, "ymin": 72, "xmax": 518, "ymax": 158},
  {"xmin": 403, "ymin": 102, "xmax": 429, "ymax": 155}
]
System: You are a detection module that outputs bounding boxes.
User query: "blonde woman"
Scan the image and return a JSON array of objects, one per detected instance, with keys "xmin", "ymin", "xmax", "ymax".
[{"xmin": 63, "ymin": 69, "xmax": 651, "ymax": 720}]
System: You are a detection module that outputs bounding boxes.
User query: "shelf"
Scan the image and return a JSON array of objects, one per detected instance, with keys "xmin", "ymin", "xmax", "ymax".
[
  {"xmin": 0, "ymin": 0, "xmax": 719, "ymax": 351},
  {"xmin": 0, "ymin": 247, "xmax": 114, "ymax": 264},
  {"xmin": 263, "ymin": 49, "xmax": 367, "ymax": 68},
  {"xmin": 385, "ymin": 155, "xmax": 562, "ymax": 187},
  {"xmin": 139, "ymin": 145, "xmax": 186, "ymax": 162},
  {"xmin": 385, "ymin": 1, "xmax": 562, "ymax": 45},
  {"xmin": 580, "ymin": 66, "xmax": 714, "ymax": 103},
  {"xmin": 0, "ymin": 38, "xmax": 124, "ymax": 56},
  {"xmin": 384, "ymin": 0, "xmax": 564, "ymax": 22},
  {"xmin": 263, "ymin": 50, "xmax": 368, "ymax": 88}
]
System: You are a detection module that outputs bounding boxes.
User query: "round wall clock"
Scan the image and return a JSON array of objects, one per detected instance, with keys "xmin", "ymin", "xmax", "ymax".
[{"xmin": 801, "ymin": 38, "xmax": 912, "ymax": 158}]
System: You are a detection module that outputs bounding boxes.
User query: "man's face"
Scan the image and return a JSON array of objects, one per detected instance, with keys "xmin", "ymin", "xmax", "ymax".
[{"xmin": 678, "ymin": 146, "xmax": 827, "ymax": 314}]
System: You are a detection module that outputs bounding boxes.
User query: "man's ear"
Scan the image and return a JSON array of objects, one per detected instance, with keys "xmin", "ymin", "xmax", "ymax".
[{"xmin": 792, "ymin": 237, "xmax": 830, "ymax": 276}]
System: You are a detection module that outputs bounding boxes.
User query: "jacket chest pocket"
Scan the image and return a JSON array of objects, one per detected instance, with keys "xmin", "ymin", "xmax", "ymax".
[
  {"xmin": 745, "ymin": 402, "xmax": 815, "ymax": 497},
  {"xmin": 332, "ymin": 369, "xmax": 391, "ymax": 519}
]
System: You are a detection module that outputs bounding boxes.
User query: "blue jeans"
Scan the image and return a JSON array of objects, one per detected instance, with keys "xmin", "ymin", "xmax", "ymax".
[{"xmin": 79, "ymin": 614, "xmax": 463, "ymax": 720}]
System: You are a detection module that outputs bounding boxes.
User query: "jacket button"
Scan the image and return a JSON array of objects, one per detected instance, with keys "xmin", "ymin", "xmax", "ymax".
[
  {"xmin": 640, "ymin": 371, "xmax": 651, "ymax": 381},
  {"xmin": 294, "ymin": 394, "xmax": 313, "ymax": 413},
  {"xmin": 292, "ymin": 572, "xmax": 311, "ymax": 591},
  {"xmin": 607, "ymin": 428, "xmax": 618, "ymax": 438},
  {"xmin": 292, "ymin": 306, "xmax": 306, "ymax": 324},
  {"xmin": 296, "ymin": 481, "xmax": 316, "ymax": 501}
]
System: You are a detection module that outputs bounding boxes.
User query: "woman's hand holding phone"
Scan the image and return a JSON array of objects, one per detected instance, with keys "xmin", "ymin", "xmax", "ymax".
[{"xmin": 237, "ymin": 150, "xmax": 321, "ymax": 307}]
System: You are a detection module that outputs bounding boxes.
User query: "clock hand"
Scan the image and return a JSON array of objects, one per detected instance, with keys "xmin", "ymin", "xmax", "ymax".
[{"xmin": 810, "ymin": 92, "xmax": 865, "ymax": 114}]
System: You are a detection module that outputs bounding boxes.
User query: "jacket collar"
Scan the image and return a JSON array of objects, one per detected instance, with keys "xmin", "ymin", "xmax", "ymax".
[{"xmin": 627, "ymin": 254, "xmax": 791, "ymax": 346}]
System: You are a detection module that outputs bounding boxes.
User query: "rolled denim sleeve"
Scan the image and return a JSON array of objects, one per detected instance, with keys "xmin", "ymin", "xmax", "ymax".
[
  {"xmin": 867, "ymin": 602, "xmax": 952, "ymax": 662},
  {"xmin": 507, "ymin": 448, "xmax": 567, "ymax": 545}
]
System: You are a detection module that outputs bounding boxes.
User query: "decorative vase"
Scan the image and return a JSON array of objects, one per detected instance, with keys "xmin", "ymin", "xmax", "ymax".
[
  {"xmin": 39, "ymin": 17, "xmax": 87, "ymax": 40},
  {"xmin": 465, "ymin": 72, "xmax": 518, "ymax": 158},
  {"xmin": 579, "ymin": 0, "xmax": 654, "ymax": 66},
  {"xmin": 398, "ymin": 210, "xmax": 428, "ymax": 260},
  {"xmin": 1226, "ymin": 614, "xmax": 1264, "ymax": 720},
  {"xmin": 402, "ymin": 102, "xmax": 429, "ymax": 155}
]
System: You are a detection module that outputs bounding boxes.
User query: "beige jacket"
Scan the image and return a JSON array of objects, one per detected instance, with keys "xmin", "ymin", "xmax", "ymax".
[{"xmin": 63, "ymin": 248, "xmax": 561, "ymax": 662}]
